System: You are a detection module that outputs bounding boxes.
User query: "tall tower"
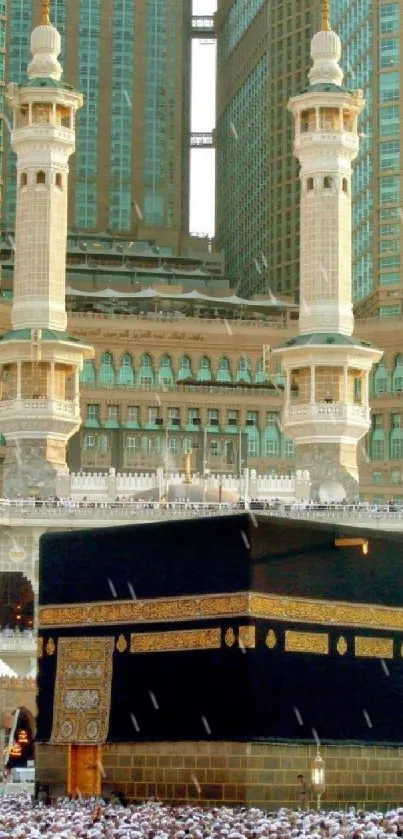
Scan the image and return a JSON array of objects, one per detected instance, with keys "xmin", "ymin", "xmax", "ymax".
[
  {"xmin": 272, "ymin": 0, "xmax": 382, "ymax": 502},
  {"xmin": 0, "ymin": 0, "xmax": 93, "ymax": 498}
]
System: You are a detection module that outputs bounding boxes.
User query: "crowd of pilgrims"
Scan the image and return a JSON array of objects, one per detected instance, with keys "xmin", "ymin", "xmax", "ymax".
[{"xmin": 1, "ymin": 796, "xmax": 403, "ymax": 839}]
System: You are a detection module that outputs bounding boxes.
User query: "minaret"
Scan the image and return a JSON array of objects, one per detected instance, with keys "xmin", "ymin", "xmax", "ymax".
[
  {"xmin": 272, "ymin": 0, "xmax": 382, "ymax": 502},
  {"xmin": 0, "ymin": 0, "xmax": 93, "ymax": 497}
]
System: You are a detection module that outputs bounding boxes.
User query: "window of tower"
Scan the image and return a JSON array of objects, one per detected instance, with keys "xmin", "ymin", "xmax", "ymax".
[
  {"xmin": 343, "ymin": 110, "xmax": 354, "ymax": 131},
  {"xmin": 323, "ymin": 176, "xmax": 333, "ymax": 189},
  {"xmin": 342, "ymin": 177, "xmax": 348, "ymax": 194},
  {"xmin": 307, "ymin": 177, "xmax": 314, "ymax": 191},
  {"xmin": 300, "ymin": 109, "xmax": 316, "ymax": 132},
  {"xmin": 319, "ymin": 107, "xmax": 341, "ymax": 130},
  {"xmin": 32, "ymin": 103, "xmax": 52, "ymax": 124},
  {"xmin": 55, "ymin": 173, "xmax": 63, "ymax": 189},
  {"xmin": 20, "ymin": 172, "xmax": 27, "ymax": 188},
  {"xmin": 16, "ymin": 106, "xmax": 28, "ymax": 128},
  {"xmin": 36, "ymin": 171, "xmax": 46, "ymax": 185},
  {"xmin": 56, "ymin": 106, "xmax": 71, "ymax": 129}
]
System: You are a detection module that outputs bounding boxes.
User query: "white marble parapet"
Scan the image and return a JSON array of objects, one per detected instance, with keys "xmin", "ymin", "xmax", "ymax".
[
  {"xmin": 0, "ymin": 631, "xmax": 36, "ymax": 654},
  {"xmin": 0, "ymin": 399, "xmax": 78, "ymax": 418}
]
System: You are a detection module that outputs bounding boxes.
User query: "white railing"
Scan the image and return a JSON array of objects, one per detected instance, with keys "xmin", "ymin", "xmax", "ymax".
[
  {"xmin": 67, "ymin": 469, "xmax": 310, "ymax": 501},
  {"xmin": 0, "ymin": 500, "xmax": 402, "ymax": 526},
  {"xmin": 0, "ymin": 630, "xmax": 36, "ymax": 653},
  {"xmin": 0, "ymin": 398, "xmax": 78, "ymax": 417},
  {"xmin": 285, "ymin": 403, "xmax": 370, "ymax": 422}
]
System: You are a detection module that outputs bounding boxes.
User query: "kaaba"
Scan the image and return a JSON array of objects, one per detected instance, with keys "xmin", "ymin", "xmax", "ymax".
[{"xmin": 36, "ymin": 513, "xmax": 403, "ymax": 808}]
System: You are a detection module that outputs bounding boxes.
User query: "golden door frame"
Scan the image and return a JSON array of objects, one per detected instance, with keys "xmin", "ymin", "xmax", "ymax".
[{"xmin": 67, "ymin": 744, "xmax": 102, "ymax": 797}]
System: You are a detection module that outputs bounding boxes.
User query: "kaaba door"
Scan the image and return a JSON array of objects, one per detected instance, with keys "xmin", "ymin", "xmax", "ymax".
[{"xmin": 68, "ymin": 745, "xmax": 101, "ymax": 797}]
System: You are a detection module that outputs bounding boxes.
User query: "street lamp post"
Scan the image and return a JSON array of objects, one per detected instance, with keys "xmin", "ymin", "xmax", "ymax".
[
  {"xmin": 311, "ymin": 750, "xmax": 326, "ymax": 811},
  {"xmin": 155, "ymin": 415, "xmax": 180, "ymax": 500}
]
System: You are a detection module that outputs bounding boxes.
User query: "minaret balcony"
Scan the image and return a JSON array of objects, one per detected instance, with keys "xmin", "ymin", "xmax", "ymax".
[
  {"xmin": 0, "ymin": 397, "xmax": 79, "ymax": 420},
  {"xmin": 284, "ymin": 401, "xmax": 370, "ymax": 425}
]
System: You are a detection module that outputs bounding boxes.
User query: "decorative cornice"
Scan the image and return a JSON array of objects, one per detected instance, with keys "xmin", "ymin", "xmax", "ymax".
[{"xmin": 39, "ymin": 591, "xmax": 403, "ymax": 633}]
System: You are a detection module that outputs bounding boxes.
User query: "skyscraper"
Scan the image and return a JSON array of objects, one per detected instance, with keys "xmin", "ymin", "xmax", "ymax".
[
  {"xmin": 332, "ymin": 0, "xmax": 401, "ymax": 304},
  {"xmin": 215, "ymin": 0, "xmax": 320, "ymax": 297},
  {"xmin": 4, "ymin": 0, "xmax": 192, "ymax": 247},
  {"xmin": 0, "ymin": 0, "xmax": 6, "ymax": 218}
]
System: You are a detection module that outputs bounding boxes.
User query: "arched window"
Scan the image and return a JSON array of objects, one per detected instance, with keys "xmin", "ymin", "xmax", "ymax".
[
  {"xmin": 97, "ymin": 434, "xmax": 109, "ymax": 453},
  {"xmin": 210, "ymin": 438, "xmax": 220, "ymax": 456},
  {"xmin": 342, "ymin": 177, "xmax": 348, "ymax": 194},
  {"xmin": 392, "ymin": 354, "xmax": 403, "ymax": 393},
  {"xmin": 225, "ymin": 440, "xmax": 234, "ymax": 465},
  {"xmin": 55, "ymin": 173, "xmax": 63, "ymax": 189},
  {"xmin": 36, "ymin": 171, "xmax": 46, "ymax": 184},
  {"xmin": 183, "ymin": 438, "xmax": 192, "ymax": 453},
  {"xmin": 254, "ymin": 358, "xmax": 266, "ymax": 384},
  {"xmin": 307, "ymin": 177, "xmax": 314, "ymax": 191},
  {"xmin": 217, "ymin": 357, "xmax": 232, "ymax": 383},
  {"xmin": 118, "ymin": 353, "xmax": 134, "ymax": 386},
  {"xmin": 158, "ymin": 354, "xmax": 175, "ymax": 387},
  {"xmin": 177, "ymin": 355, "xmax": 193, "ymax": 382},
  {"xmin": 391, "ymin": 469, "xmax": 401, "ymax": 484},
  {"xmin": 137, "ymin": 354, "xmax": 154, "ymax": 387},
  {"xmin": 141, "ymin": 435, "xmax": 152, "ymax": 453},
  {"xmin": 236, "ymin": 356, "xmax": 252, "ymax": 384},
  {"xmin": 83, "ymin": 434, "xmax": 95, "ymax": 450},
  {"xmin": 197, "ymin": 356, "xmax": 212, "ymax": 382},
  {"xmin": 168, "ymin": 437, "xmax": 179, "ymax": 454},
  {"xmin": 98, "ymin": 352, "xmax": 116, "ymax": 386},
  {"xmin": 125, "ymin": 436, "xmax": 137, "ymax": 450},
  {"xmin": 263, "ymin": 413, "xmax": 281, "ymax": 457},
  {"xmin": 373, "ymin": 361, "xmax": 388, "ymax": 394},
  {"xmin": 80, "ymin": 360, "xmax": 96, "ymax": 386},
  {"xmin": 20, "ymin": 172, "xmax": 27, "ymax": 188},
  {"xmin": 323, "ymin": 176, "xmax": 333, "ymax": 189}
]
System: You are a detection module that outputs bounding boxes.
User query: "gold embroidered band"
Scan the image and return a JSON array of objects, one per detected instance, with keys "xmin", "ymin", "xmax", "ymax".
[
  {"xmin": 285, "ymin": 630, "xmax": 329, "ymax": 655},
  {"xmin": 130, "ymin": 627, "xmax": 221, "ymax": 653}
]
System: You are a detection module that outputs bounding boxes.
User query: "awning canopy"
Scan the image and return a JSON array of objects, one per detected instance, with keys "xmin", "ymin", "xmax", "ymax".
[{"xmin": 65, "ymin": 286, "xmax": 294, "ymax": 309}]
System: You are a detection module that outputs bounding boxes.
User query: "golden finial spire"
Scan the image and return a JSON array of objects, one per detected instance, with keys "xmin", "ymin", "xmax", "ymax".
[
  {"xmin": 42, "ymin": 0, "xmax": 51, "ymax": 25},
  {"xmin": 322, "ymin": 0, "xmax": 331, "ymax": 31}
]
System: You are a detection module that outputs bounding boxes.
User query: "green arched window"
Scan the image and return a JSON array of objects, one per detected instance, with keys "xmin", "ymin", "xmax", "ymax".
[
  {"xmin": 373, "ymin": 361, "xmax": 388, "ymax": 394},
  {"xmin": 254, "ymin": 358, "xmax": 266, "ymax": 384},
  {"xmin": 197, "ymin": 356, "xmax": 212, "ymax": 382},
  {"xmin": 158, "ymin": 354, "xmax": 175, "ymax": 387},
  {"xmin": 217, "ymin": 357, "xmax": 232, "ymax": 383},
  {"xmin": 80, "ymin": 360, "xmax": 96, "ymax": 385},
  {"xmin": 118, "ymin": 353, "xmax": 134, "ymax": 386},
  {"xmin": 263, "ymin": 415, "xmax": 281, "ymax": 456},
  {"xmin": 137, "ymin": 354, "xmax": 154, "ymax": 387},
  {"xmin": 98, "ymin": 352, "xmax": 115, "ymax": 386},
  {"xmin": 236, "ymin": 357, "xmax": 251, "ymax": 384},
  {"xmin": 177, "ymin": 355, "xmax": 193, "ymax": 382}
]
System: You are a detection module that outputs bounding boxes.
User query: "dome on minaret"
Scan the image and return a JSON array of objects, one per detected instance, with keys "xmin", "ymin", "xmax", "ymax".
[
  {"xmin": 27, "ymin": 21, "xmax": 62, "ymax": 81},
  {"xmin": 308, "ymin": 28, "xmax": 344, "ymax": 87}
]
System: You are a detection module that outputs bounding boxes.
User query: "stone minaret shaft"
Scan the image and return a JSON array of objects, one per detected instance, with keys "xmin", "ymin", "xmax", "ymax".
[
  {"xmin": 0, "ymin": 5, "xmax": 93, "ymax": 498},
  {"xmin": 272, "ymin": 13, "xmax": 382, "ymax": 501}
]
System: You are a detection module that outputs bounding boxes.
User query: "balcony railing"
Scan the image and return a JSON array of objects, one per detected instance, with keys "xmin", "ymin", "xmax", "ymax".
[
  {"xmin": 284, "ymin": 402, "xmax": 370, "ymax": 422},
  {"xmin": 0, "ymin": 630, "xmax": 36, "ymax": 653},
  {"xmin": 0, "ymin": 398, "xmax": 79, "ymax": 417},
  {"xmin": 0, "ymin": 500, "xmax": 401, "ymax": 528}
]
